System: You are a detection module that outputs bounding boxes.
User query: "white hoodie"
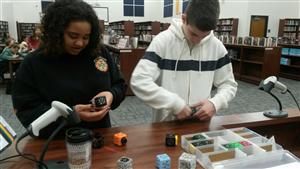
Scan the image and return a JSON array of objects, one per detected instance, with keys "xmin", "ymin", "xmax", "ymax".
[{"xmin": 130, "ymin": 19, "xmax": 237, "ymax": 122}]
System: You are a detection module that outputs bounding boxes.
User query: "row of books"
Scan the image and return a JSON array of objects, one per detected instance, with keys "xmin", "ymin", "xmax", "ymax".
[
  {"xmin": 215, "ymin": 26, "xmax": 233, "ymax": 31},
  {"xmin": 216, "ymin": 35, "xmax": 278, "ymax": 47},
  {"xmin": 284, "ymin": 20, "xmax": 300, "ymax": 26},
  {"xmin": 282, "ymin": 48, "xmax": 300, "ymax": 56},
  {"xmin": 217, "ymin": 19, "xmax": 233, "ymax": 25},
  {"xmin": 214, "ymin": 32, "xmax": 232, "ymax": 36},
  {"xmin": 283, "ymin": 27, "xmax": 297, "ymax": 31},
  {"xmin": 278, "ymin": 36, "xmax": 300, "ymax": 45}
]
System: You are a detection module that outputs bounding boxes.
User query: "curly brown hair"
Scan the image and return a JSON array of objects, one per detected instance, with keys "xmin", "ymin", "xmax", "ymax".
[{"xmin": 41, "ymin": 0, "xmax": 101, "ymax": 57}]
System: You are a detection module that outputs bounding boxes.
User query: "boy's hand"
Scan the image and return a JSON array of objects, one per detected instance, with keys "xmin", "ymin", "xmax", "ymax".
[
  {"xmin": 176, "ymin": 105, "xmax": 192, "ymax": 120},
  {"xmin": 192, "ymin": 100, "xmax": 216, "ymax": 121}
]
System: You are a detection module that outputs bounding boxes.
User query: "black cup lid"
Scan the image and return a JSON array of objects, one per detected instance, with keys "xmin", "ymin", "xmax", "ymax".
[{"xmin": 66, "ymin": 127, "xmax": 92, "ymax": 143}]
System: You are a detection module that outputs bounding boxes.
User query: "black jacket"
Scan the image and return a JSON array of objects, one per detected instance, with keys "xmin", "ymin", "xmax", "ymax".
[{"xmin": 12, "ymin": 47, "xmax": 127, "ymax": 138}]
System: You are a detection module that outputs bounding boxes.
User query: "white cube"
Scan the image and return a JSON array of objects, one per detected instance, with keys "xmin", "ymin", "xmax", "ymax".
[{"xmin": 178, "ymin": 152, "xmax": 196, "ymax": 169}]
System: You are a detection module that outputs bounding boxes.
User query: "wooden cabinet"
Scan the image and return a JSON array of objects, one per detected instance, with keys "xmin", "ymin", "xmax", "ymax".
[
  {"xmin": 215, "ymin": 18, "xmax": 239, "ymax": 36},
  {"xmin": 109, "ymin": 20, "xmax": 134, "ymax": 37},
  {"xmin": 278, "ymin": 44, "xmax": 300, "ymax": 80},
  {"xmin": 278, "ymin": 18, "xmax": 300, "ymax": 45},
  {"xmin": 225, "ymin": 44, "xmax": 281, "ymax": 84},
  {"xmin": 105, "ymin": 44, "xmax": 145, "ymax": 95}
]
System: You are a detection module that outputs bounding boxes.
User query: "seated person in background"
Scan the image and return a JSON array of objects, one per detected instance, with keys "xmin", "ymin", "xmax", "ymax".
[
  {"xmin": 130, "ymin": 0, "xmax": 237, "ymax": 122},
  {"xmin": 25, "ymin": 25, "xmax": 42, "ymax": 52},
  {"xmin": 0, "ymin": 42, "xmax": 20, "ymax": 60},
  {"xmin": 1, "ymin": 38, "xmax": 15, "ymax": 50},
  {"xmin": 12, "ymin": 0, "xmax": 127, "ymax": 138},
  {"xmin": 18, "ymin": 41, "xmax": 29, "ymax": 57},
  {"xmin": 0, "ymin": 42, "xmax": 20, "ymax": 80}
]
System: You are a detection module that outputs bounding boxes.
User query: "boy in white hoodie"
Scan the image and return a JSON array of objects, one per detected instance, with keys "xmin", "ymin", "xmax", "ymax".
[{"xmin": 130, "ymin": 0, "xmax": 237, "ymax": 122}]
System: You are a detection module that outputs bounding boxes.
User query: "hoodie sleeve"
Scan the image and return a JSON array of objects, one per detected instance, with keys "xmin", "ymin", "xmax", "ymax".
[
  {"xmin": 130, "ymin": 37, "xmax": 186, "ymax": 115},
  {"xmin": 208, "ymin": 45, "xmax": 238, "ymax": 112}
]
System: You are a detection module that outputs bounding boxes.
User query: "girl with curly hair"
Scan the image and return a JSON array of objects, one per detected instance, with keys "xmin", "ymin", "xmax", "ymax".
[{"xmin": 12, "ymin": 0, "xmax": 127, "ymax": 138}]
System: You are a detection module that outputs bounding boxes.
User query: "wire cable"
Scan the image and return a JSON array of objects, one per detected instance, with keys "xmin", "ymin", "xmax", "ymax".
[
  {"xmin": 287, "ymin": 89, "xmax": 300, "ymax": 111},
  {"xmin": 38, "ymin": 118, "xmax": 67, "ymax": 169},
  {"xmin": 15, "ymin": 130, "xmax": 48, "ymax": 169}
]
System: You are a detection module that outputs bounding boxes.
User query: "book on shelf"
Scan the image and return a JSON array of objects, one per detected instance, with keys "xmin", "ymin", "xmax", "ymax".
[
  {"xmin": 289, "ymin": 48, "xmax": 300, "ymax": 57},
  {"xmin": 223, "ymin": 35, "xmax": 228, "ymax": 44},
  {"xmin": 117, "ymin": 38, "xmax": 128, "ymax": 48},
  {"xmin": 266, "ymin": 37, "xmax": 278, "ymax": 47},
  {"xmin": 280, "ymin": 57, "xmax": 291, "ymax": 65},
  {"xmin": 228, "ymin": 36, "xmax": 236, "ymax": 44},
  {"xmin": 258, "ymin": 37, "xmax": 267, "ymax": 47},
  {"xmin": 237, "ymin": 37, "xmax": 244, "ymax": 45},
  {"xmin": 252, "ymin": 37, "xmax": 259, "ymax": 46},
  {"xmin": 281, "ymin": 48, "xmax": 290, "ymax": 55},
  {"xmin": 244, "ymin": 36, "xmax": 253, "ymax": 46}
]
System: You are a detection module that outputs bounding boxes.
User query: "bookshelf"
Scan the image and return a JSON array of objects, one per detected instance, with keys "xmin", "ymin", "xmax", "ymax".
[
  {"xmin": 160, "ymin": 22, "xmax": 170, "ymax": 32},
  {"xmin": 215, "ymin": 18, "xmax": 239, "ymax": 36},
  {"xmin": 109, "ymin": 20, "xmax": 134, "ymax": 37},
  {"xmin": 225, "ymin": 44, "xmax": 281, "ymax": 84},
  {"xmin": 278, "ymin": 44, "xmax": 300, "ymax": 80},
  {"xmin": 16, "ymin": 22, "xmax": 39, "ymax": 42},
  {"xmin": 0, "ymin": 20, "xmax": 9, "ymax": 52},
  {"xmin": 278, "ymin": 18, "xmax": 300, "ymax": 45},
  {"xmin": 134, "ymin": 21, "xmax": 160, "ymax": 43}
]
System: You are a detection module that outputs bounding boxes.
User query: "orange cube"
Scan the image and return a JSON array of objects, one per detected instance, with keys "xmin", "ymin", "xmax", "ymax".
[{"xmin": 114, "ymin": 132, "xmax": 127, "ymax": 146}]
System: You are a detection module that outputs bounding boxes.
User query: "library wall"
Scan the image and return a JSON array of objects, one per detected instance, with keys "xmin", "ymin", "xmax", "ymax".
[
  {"xmin": 1, "ymin": 1, "xmax": 41, "ymax": 40},
  {"xmin": 1, "ymin": 0, "xmax": 300, "ymax": 39},
  {"xmin": 247, "ymin": 0, "xmax": 300, "ymax": 37},
  {"xmin": 85, "ymin": 0, "xmax": 162, "ymax": 23},
  {"xmin": 219, "ymin": 1, "xmax": 249, "ymax": 37}
]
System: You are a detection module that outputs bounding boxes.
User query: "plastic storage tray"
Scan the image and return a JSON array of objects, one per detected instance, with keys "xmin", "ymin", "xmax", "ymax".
[{"xmin": 181, "ymin": 127, "xmax": 299, "ymax": 169}]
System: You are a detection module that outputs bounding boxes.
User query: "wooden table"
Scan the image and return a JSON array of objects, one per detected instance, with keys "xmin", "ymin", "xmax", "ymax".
[
  {"xmin": 3, "ymin": 109, "xmax": 300, "ymax": 169},
  {"xmin": 8, "ymin": 57, "xmax": 23, "ymax": 80}
]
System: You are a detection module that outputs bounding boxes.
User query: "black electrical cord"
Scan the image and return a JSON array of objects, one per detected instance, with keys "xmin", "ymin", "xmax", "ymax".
[
  {"xmin": 38, "ymin": 118, "xmax": 67, "ymax": 169},
  {"xmin": 287, "ymin": 89, "xmax": 300, "ymax": 111},
  {"xmin": 15, "ymin": 130, "xmax": 48, "ymax": 169},
  {"xmin": 0, "ymin": 154, "xmax": 35, "ymax": 164}
]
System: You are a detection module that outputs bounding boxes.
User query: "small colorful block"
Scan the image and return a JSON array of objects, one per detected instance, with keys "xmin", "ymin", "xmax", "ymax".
[
  {"xmin": 117, "ymin": 156, "xmax": 133, "ymax": 169},
  {"xmin": 165, "ymin": 133, "xmax": 178, "ymax": 147},
  {"xmin": 178, "ymin": 152, "xmax": 196, "ymax": 169},
  {"xmin": 156, "ymin": 153, "xmax": 171, "ymax": 169},
  {"xmin": 240, "ymin": 141, "xmax": 251, "ymax": 147},
  {"xmin": 192, "ymin": 134, "xmax": 206, "ymax": 140},
  {"xmin": 192, "ymin": 140, "xmax": 213, "ymax": 147},
  {"xmin": 223, "ymin": 142, "xmax": 244, "ymax": 150}
]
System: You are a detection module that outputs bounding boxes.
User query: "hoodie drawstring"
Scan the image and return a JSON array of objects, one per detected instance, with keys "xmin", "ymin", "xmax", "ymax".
[
  {"xmin": 199, "ymin": 45, "xmax": 202, "ymax": 72},
  {"xmin": 173, "ymin": 39, "xmax": 187, "ymax": 79}
]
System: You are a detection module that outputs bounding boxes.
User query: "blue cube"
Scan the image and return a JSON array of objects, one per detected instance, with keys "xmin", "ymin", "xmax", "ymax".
[{"xmin": 156, "ymin": 153, "xmax": 171, "ymax": 169}]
